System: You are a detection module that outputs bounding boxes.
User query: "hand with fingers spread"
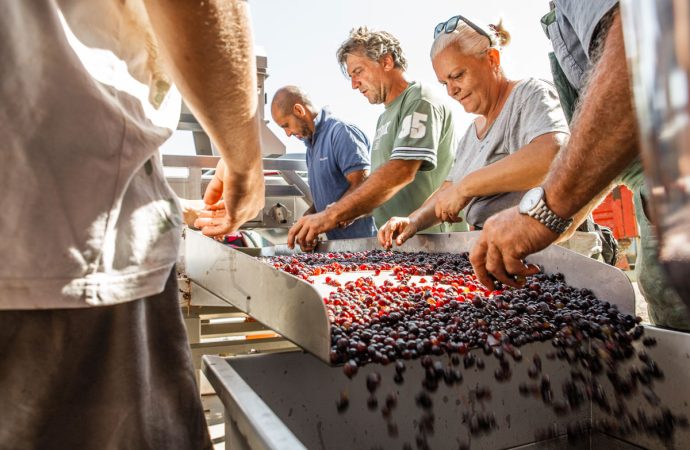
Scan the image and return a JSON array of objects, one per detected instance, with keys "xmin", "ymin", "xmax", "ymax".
[
  {"xmin": 378, "ymin": 216, "xmax": 419, "ymax": 250},
  {"xmin": 434, "ymin": 183, "xmax": 471, "ymax": 224},
  {"xmin": 470, "ymin": 207, "xmax": 555, "ymax": 289},
  {"xmin": 194, "ymin": 158, "xmax": 265, "ymax": 237},
  {"xmin": 287, "ymin": 210, "xmax": 337, "ymax": 251}
]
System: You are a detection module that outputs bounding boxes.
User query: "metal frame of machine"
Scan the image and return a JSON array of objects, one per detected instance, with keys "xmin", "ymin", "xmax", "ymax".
[{"xmin": 177, "ymin": 274, "xmax": 297, "ymax": 373}]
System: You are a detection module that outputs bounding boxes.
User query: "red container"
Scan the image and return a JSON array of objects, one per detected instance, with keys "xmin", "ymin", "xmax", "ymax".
[{"xmin": 592, "ymin": 185, "xmax": 639, "ymax": 240}]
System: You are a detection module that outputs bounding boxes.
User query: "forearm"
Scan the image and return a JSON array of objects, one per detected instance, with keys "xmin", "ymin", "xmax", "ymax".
[
  {"xmin": 341, "ymin": 169, "xmax": 369, "ymax": 198},
  {"xmin": 341, "ymin": 184, "xmax": 359, "ymax": 198},
  {"xmin": 144, "ymin": 0, "xmax": 261, "ymax": 177},
  {"xmin": 327, "ymin": 161, "xmax": 420, "ymax": 223},
  {"xmin": 304, "ymin": 203, "xmax": 317, "ymax": 215},
  {"xmin": 543, "ymin": 12, "xmax": 639, "ymax": 218},
  {"xmin": 459, "ymin": 133, "xmax": 564, "ymax": 197},
  {"xmin": 556, "ymin": 183, "xmax": 613, "ymax": 242},
  {"xmin": 408, "ymin": 183, "xmax": 448, "ymax": 230}
]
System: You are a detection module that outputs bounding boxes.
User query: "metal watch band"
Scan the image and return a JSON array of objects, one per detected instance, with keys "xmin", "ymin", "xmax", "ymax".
[{"xmin": 528, "ymin": 201, "xmax": 573, "ymax": 234}]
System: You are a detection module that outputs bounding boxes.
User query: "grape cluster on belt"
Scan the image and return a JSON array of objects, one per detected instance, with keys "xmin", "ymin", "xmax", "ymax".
[{"xmin": 262, "ymin": 250, "xmax": 687, "ymax": 448}]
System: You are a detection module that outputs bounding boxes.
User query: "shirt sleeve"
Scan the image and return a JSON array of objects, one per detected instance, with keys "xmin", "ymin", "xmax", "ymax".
[
  {"xmin": 390, "ymin": 99, "xmax": 444, "ymax": 171},
  {"xmin": 555, "ymin": 0, "xmax": 618, "ymax": 59},
  {"xmin": 332, "ymin": 124, "xmax": 371, "ymax": 176},
  {"xmin": 514, "ymin": 80, "xmax": 570, "ymax": 150}
]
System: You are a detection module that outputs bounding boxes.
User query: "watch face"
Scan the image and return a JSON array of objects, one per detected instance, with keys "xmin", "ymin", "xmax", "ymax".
[{"xmin": 519, "ymin": 187, "xmax": 544, "ymax": 213}]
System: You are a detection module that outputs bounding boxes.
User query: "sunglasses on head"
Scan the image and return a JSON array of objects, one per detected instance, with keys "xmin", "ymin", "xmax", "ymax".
[{"xmin": 433, "ymin": 14, "xmax": 493, "ymax": 45}]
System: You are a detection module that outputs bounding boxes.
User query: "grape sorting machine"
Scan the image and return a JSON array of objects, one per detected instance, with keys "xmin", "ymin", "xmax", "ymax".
[{"xmin": 181, "ymin": 230, "xmax": 690, "ymax": 449}]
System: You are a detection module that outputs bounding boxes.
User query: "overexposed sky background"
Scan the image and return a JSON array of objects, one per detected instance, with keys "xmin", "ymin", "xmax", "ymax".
[{"xmin": 162, "ymin": 0, "xmax": 554, "ymax": 155}]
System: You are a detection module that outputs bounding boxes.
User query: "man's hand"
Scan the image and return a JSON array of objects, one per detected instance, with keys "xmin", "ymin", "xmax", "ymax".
[
  {"xmin": 194, "ymin": 159, "xmax": 265, "ymax": 236},
  {"xmin": 434, "ymin": 184, "xmax": 470, "ymax": 223},
  {"xmin": 470, "ymin": 207, "xmax": 553, "ymax": 289},
  {"xmin": 378, "ymin": 216, "xmax": 418, "ymax": 250},
  {"xmin": 287, "ymin": 210, "xmax": 337, "ymax": 250},
  {"xmin": 178, "ymin": 198, "xmax": 206, "ymax": 228}
]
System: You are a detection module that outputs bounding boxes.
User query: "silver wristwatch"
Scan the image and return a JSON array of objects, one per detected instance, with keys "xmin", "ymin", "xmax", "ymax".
[{"xmin": 518, "ymin": 187, "xmax": 573, "ymax": 234}]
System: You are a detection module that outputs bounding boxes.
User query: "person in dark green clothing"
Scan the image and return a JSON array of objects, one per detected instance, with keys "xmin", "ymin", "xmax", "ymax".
[{"xmin": 288, "ymin": 26, "xmax": 465, "ymax": 251}]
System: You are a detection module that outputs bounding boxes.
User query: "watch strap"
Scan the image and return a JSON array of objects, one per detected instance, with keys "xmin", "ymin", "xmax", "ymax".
[{"xmin": 528, "ymin": 200, "xmax": 573, "ymax": 234}]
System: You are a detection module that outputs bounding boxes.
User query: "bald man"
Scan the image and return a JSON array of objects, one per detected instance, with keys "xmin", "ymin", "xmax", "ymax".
[{"xmin": 271, "ymin": 86, "xmax": 377, "ymax": 247}]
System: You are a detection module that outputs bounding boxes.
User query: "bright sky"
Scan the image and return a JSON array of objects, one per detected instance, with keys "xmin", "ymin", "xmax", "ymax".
[{"xmin": 162, "ymin": 0, "xmax": 554, "ymax": 155}]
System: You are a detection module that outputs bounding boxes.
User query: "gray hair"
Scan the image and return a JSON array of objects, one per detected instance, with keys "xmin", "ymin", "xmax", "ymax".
[
  {"xmin": 430, "ymin": 18, "xmax": 511, "ymax": 60},
  {"xmin": 271, "ymin": 85, "xmax": 313, "ymax": 115},
  {"xmin": 336, "ymin": 26, "xmax": 408, "ymax": 75}
]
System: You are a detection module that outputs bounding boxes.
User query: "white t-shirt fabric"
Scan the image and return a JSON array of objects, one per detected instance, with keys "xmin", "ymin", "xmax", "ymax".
[
  {"xmin": 447, "ymin": 78, "xmax": 569, "ymax": 184},
  {"xmin": 0, "ymin": 0, "xmax": 183, "ymax": 309}
]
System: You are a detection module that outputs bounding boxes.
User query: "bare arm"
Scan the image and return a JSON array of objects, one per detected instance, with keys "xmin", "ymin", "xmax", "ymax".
[
  {"xmin": 144, "ymin": 0, "xmax": 264, "ymax": 234},
  {"xmin": 377, "ymin": 181, "xmax": 450, "ymax": 249},
  {"xmin": 329, "ymin": 169, "xmax": 369, "ymax": 224},
  {"xmin": 409, "ymin": 181, "xmax": 449, "ymax": 229},
  {"xmin": 435, "ymin": 132, "xmax": 565, "ymax": 223},
  {"xmin": 325, "ymin": 159, "xmax": 422, "ymax": 223},
  {"xmin": 459, "ymin": 132, "xmax": 566, "ymax": 197},
  {"xmin": 542, "ymin": 12, "xmax": 638, "ymax": 219},
  {"xmin": 287, "ymin": 159, "xmax": 422, "ymax": 249},
  {"xmin": 557, "ymin": 184, "xmax": 613, "ymax": 241},
  {"xmin": 343, "ymin": 169, "xmax": 369, "ymax": 196},
  {"xmin": 460, "ymin": 131, "xmax": 611, "ymax": 242}
]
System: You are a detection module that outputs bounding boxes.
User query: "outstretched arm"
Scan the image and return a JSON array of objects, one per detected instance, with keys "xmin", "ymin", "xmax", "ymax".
[
  {"xmin": 436, "ymin": 132, "xmax": 566, "ymax": 223},
  {"xmin": 541, "ymin": 18, "xmax": 638, "ymax": 220},
  {"xmin": 462, "ymin": 132, "xmax": 566, "ymax": 196},
  {"xmin": 287, "ymin": 159, "xmax": 422, "ymax": 249},
  {"xmin": 328, "ymin": 159, "xmax": 422, "ymax": 223}
]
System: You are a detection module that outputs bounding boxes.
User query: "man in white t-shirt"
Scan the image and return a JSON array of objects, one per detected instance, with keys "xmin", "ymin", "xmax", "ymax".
[{"xmin": 0, "ymin": 1, "xmax": 262, "ymax": 448}]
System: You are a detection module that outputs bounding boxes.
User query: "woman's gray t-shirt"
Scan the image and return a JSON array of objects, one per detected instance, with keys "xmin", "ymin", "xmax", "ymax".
[
  {"xmin": 446, "ymin": 78, "xmax": 569, "ymax": 227},
  {"xmin": 447, "ymin": 78, "xmax": 569, "ymax": 183}
]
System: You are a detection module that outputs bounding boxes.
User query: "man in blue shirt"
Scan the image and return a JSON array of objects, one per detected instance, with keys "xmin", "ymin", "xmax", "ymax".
[{"xmin": 271, "ymin": 86, "xmax": 377, "ymax": 245}]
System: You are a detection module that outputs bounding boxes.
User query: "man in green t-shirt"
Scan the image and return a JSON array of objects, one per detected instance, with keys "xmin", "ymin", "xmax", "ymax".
[{"xmin": 288, "ymin": 26, "xmax": 464, "ymax": 250}]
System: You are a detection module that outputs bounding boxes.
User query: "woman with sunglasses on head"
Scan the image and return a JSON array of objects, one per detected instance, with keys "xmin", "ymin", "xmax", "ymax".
[{"xmin": 379, "ymin": 16, "xmax": 598, "ymax": 254}]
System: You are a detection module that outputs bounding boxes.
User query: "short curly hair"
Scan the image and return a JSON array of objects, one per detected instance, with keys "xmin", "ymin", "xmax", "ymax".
[{"xmin": 336, "ymin": 26, "xmax": 408, "ymax": 75}]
